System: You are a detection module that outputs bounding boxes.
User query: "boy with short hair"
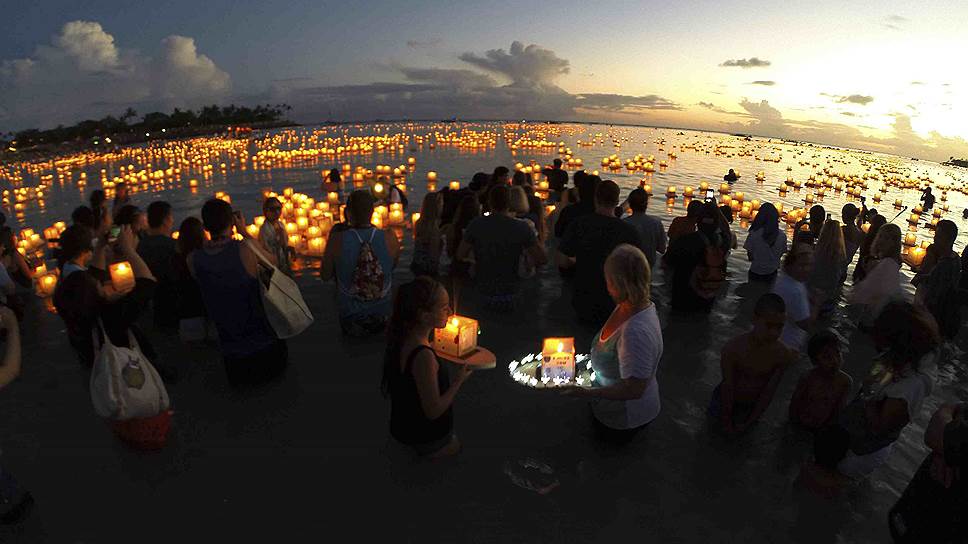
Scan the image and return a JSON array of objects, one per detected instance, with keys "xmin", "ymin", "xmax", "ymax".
[
  {"xmin": 709, "ymin": 293, "xmax": 797, "ymax": 434},
  {"xmin": 789, "ymin": 330, "xmax": 852, "ymax": 430}
]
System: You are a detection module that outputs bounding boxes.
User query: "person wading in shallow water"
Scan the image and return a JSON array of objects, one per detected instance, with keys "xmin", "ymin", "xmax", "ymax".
[
  {"xmin": 382, "ymin": 276, "xmax": 473, "ymax": 458},
  {"xmin": 709, "ymin": 293, "xmax": 796, "ymax": 434}
]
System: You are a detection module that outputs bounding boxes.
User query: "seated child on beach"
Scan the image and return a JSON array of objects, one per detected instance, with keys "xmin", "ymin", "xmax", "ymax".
[
  {"xmin": 789, "ymin": 330, "xmax": 852, "ymax": 430},
  {"xmin": 796, "ymin": 425, "xmax": 851, "ymax": 498},
  {"xmin": 709, "ymin": 293, "xmax": 797, "ymax": 433}
]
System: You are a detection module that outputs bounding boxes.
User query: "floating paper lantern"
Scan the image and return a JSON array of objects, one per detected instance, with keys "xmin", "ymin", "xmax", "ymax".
[
  {"xmin": 36, "ymin": 273, "xmax": 58, "ymax": 297},
  {"xmin": 109, "ymin": 262, "xmax": 135, "ymax": 292},
  {"xmin": 427, "ymin": 171, "xmax": 438, "ymax": 182},
  {"xmin": 908, "ymin": 246, "xmax": 927, "ymax": 267},
  {"xmin": 327, "ymin": 192, "xmax": 339, "ymax": 204},
  {"xmin": 903, "ymin": 233, "xmax": 917, "ymax": 246},
  {"xmin": 720, "ymin": 183, "xmax": 730, "ymax": 194},
  {"xmin": 683, "ymin": 187, "xmax": 694, "ymax": 198},
  {"xmin": 449, "ymin": 181, "xmax": 460, "ymax": 191},
  {"xmin": 434, "ymin": 315, "xmax": 479, "ymax": 358},
  {"xmin": 666, "ymin": 186, "xmax": 677, "ymax": 198},
  {"xmin": 307, "ymin": 237, "xmax": 326, "ymax": 257}
]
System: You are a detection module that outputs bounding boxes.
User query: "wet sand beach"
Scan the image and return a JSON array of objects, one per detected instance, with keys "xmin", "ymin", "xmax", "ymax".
[{"xmin": 1, "ymin": 123, "xmax": 967, "ymax": 543}]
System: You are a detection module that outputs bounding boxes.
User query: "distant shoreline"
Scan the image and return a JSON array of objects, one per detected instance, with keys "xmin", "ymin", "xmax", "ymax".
[{"xmin": 2, "ymin": 117, "xmax": 953, "ymax": 168}]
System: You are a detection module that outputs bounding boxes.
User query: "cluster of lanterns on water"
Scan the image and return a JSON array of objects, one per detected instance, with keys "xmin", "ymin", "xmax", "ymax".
[{"xmin": 3, "ymin": 122, "xmax": 968, "ymax": 305}]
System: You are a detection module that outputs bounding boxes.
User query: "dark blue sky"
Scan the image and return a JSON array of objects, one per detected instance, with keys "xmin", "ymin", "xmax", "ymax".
[{"xmin": 1, "ymin": 0, "xmax": 965, "ymax": 160}]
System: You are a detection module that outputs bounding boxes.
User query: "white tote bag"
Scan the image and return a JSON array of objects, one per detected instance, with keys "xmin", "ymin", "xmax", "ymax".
[
  {"xmin": 245, "ymin": 239, "xmax": 314, "ymax": 338},
  {"xmin": 90, "ymin": 321, "xmax": 170, "ymax": 420}
]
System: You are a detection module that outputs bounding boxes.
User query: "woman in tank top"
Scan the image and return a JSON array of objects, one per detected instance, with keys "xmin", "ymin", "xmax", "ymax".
[{"xmin": 381, "ymin": 277, "xmax": 473, "ymax": 458}]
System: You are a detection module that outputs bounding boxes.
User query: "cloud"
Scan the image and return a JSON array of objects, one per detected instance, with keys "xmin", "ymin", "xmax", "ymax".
[
  {"xmin": 841, "ymin": 112, "xmax": 856, "ymax": 117},
  {"xmin": 574, "ymin": 93, "xmax": 681, "ymax": 112},
  {"xmin": 399, "ymin": 67, "xmax": 496, "ymax": 89},
  {"xmin": 0, "ymin": 20, "xmax": 230, "ymax": 131},
  {"xmin": 459, "ymin": 41, "xmax": 569, "ymax": 91},
  {"xmin": 270, "ymin": 41, "xmax": 677, "ymax": 125},
  {"xmin": 719, "ymin": 57, "xmax": 771, "ymax": 68},
  {"xmin": 882, "ymin": 14, "xmax": 909, "ymax": 30},
  {"xmin": 749, "ymin": 80, "xmax": 776, "ymax": 86},
  {"xmin": 910, "ymin": 81, "xmax": 924, "ymax": 85},
  {"xmin": 720, "ymin": 99, "xmax": 968, "ymax": 161},
  {"xmin": 838, "ymin": 94, "xmax": 874, "ymax": 105},
  {"xmin": 822, "ymin": 93, "xmax": 874, "ymax": 105},
  {"xmin": 406, "ymin": 38, "xmax": 442, "ymax": 49}
]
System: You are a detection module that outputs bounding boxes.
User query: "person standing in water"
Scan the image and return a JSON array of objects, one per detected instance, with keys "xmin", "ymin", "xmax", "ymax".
[
  {"xmin": 259, "ymin": 197, "xmax": 293, "ymax": 277},
  {"xmin": 709, "ymin": 293, "xmax": 797, "ymax": 434},
  {"xmin": 724, "ymin": 169, "xmax": 740, "ymax": 183},
  {"xmin": 921, "ymin": 186, "xmax": 935, "ymax": 210},
  {"xmin": 563, "ymin": 245, "xmax": 663, "ymax": 444},
  {"xmin": 381, "ymin": 277, "xmax": 473, "ymax": 458}
]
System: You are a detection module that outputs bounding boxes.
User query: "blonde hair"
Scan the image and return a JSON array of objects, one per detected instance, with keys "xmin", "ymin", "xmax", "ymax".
[
  {"xmin": 604, "ymin": 244, "xmax": 651, "ymax": 306},
  {"xmin": 871, "ymin": 223, "xmax": 902, "ymax": 262},
  {"xmin": 509, "ymin": 186, "xmax": 530, "ymax": 215},
  {"xmin": 815, "ymin": 219, "xmax": 846, "ymax": 263}
]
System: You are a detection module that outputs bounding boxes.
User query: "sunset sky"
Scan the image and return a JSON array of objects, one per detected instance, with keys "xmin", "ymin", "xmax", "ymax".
[{"xmin": 1, "ymin": 0, "xmax": 966, "ymax": 161}]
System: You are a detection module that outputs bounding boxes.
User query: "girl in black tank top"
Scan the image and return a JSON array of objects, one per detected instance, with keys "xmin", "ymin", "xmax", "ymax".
[{"xmin": 381, "ymin": 277, "xmax": 473, "ymax": 457}]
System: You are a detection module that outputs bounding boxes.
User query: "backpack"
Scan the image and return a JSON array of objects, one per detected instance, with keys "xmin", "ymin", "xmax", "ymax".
[
  {"xmin": 690, "ymin": 233, "xmax": 726, "ymax": 299},
  {"xmin": 348, "ymin": 228, "xmax": 387, "ymax": 301}
]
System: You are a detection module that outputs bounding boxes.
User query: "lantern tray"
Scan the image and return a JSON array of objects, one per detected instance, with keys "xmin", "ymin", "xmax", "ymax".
[
  {"xmin": 508, "ymin": 353, "xmax": 595, "ymax": 389},
  {"xmin": 435, "ymin": 347, "xmax": 496, "ymax": 369}
]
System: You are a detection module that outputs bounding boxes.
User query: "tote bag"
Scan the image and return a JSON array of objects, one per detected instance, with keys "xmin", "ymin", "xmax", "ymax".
[
  {"xmin": 245, "ymin": 239, "xmax": 314, "ymax": 338},
  {"xmin": 90, "ymin": 321, "xmax": 170, "ymax": 420}
]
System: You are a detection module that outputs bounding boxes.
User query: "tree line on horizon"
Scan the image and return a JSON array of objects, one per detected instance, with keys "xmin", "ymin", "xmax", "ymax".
[{"xmin": 3, "ymin": 103, "xmax": 292, "ymax": 149}]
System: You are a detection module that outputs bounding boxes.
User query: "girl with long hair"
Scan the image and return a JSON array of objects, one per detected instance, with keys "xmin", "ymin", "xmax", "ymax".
[
  {"xmin": 381, "ymin": 277, "xmax": 473, "ymax": 457},
  {"xmin": 809, "ymin": 220, "xmax": 847, "ymax": 313},
  {"xmin": 412, "ymin": 192, "xmax": 444, "ymax": 277},
  {"xmin": 850, "ymin": 223, "xmax": 902, "ymax": 330},
  {"xmin": 853, "ymin": 214, "xmax": 887, "ymax": 282},
  {"xmin": 443, "ymin": 195, "xmax": 480, "ymax": 277},
  {"xmin": 743, "ymin": 202, "xmax": 787, "ymax": 282}
]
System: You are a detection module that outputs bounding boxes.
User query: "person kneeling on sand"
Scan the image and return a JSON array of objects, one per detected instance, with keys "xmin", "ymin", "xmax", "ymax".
[{"xmin": 709, "ymin": 293, "xmax": 797, "ymax": 434}]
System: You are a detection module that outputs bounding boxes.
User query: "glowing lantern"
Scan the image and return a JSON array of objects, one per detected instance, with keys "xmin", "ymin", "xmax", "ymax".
[
  {"xmin": 296, "ymin": 217, "xmax": 309, "ymax": 231},
  {"xmin": 719, "ymin": 183, "xmax": 730, "ymax": 194},
  {"xmin": 433, "ymin": 315, "xmax": 479, "ymax": 358},
  {"xmin": 327, "ymin": 192, "xmax": 339, "ymax": 204},
  {"xmin": 36, "ymin": 273, "xmax": 58, "ymax": 297},
  {"xmin": 683, "ymin": 187, "xmax": 694, "ymax": 198},
  {"xmin": 449, "ymin": 181, "xmax": 460, "ymax": 191},
  {"xmin": 427, "ymin": 171, "xmax": 438, "ymax": 182},
  {"xmin": 666, "ymin": 186, "xmax": 677, "ymax": 198},
  {"xmin": 903, "ymin": 233, "xmax": 917, "ymax": 246},
  {"xmin": 907, "ymin": 246, "xmax": 927, "ymax": 267},
  {"xmin": 33, "ymin": 263, "xmax": 47, "ymax": 277},
  {"xmin": 109, "ymin": 262, "xmax": 135, "ymax": 292},
  {"xmin": 246, "ymin": 224, "xmax": 260, "ymax": 238},
  {"xmin": 541, "ymin": 337, "xmax": 576, "ymax": 382},
  {"xmin": 285, "ymin": 222, "xmax": 298, "ymax": 236},
  {"xmin": 307, "ymin": 237, "xmax": 326, "ymax": 257}
]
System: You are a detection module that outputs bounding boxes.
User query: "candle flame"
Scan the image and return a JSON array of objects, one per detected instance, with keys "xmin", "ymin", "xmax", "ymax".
[{"xmin": 558, "ymin": 342, "xmax": 564, "ymax": 353}]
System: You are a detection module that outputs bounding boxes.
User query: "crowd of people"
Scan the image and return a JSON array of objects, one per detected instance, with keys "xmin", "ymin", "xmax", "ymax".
[{"xmin": 0, "ymin": 166, "xmax": 966, "ymax": 540}]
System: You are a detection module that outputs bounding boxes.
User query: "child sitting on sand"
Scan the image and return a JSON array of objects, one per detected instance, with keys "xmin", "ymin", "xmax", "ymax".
[
  {"xmin": 789, "ymin": 330, "xmax": 852, "ymax": 430},
  {"xmin": 796, "ymin": 425, "xmax": 851, "ymax": 498}
]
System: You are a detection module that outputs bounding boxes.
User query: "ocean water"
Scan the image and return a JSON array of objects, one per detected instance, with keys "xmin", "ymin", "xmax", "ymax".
[{"xmin": 3, "ymin": 122, "xmax": 968, "ymax": 542}]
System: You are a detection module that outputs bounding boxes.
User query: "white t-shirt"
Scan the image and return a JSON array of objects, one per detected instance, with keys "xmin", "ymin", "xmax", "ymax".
[
  {"xmin": 879, "ymin": 354, "xmax": 937, "ymax": 420},
  {"xmin": 744, "ymin": 229, "xmax": 787, "ymax": 275},
  {"xmin": 772, "ymin": 273, "xmax": 810, "ymax": 350},
  {"xmin": 592, "ymin": 305, "xmax": 663, "ymax": 429},
  {"xmin": 849, "ymin": 258, "xmax": 902, "ymax": 321}
]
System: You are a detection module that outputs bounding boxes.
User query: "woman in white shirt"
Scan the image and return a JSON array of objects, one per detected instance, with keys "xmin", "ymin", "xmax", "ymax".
[
  {"xmin": 565, "ymin": 244, "xmax": 663, "ymax": 444},
  {"xmin": 838, "ymin": 301, "xmax": 939, "ymax": 479},
  {"xmin": 744, "ymin": 202, "xmax": 787, "ymax": 282},
  {"xmin": 849, "ymin": 224, "xmax": 903, "ymax": 330}
]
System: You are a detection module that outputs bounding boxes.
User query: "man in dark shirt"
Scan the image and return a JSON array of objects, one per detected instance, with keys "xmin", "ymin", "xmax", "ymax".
[
  {"xmin": 544, "ymin": 159, "xmax": 569, "ymax": 196},
  {"xmin": 559, "ymin": 179, "xmax": 641, "ymax": 327},
  {"xmin": 137, "ymin": 201, "xmax": 177, "ymax": 327},
  {"xmin": 666, "ymin": 201, "xmax": 727, "ymax": 312},
  {"xmin": 459, "ymin": 185, "xmax": 547, "ymax": 308},
  {"xmin": 554, "ymin": 171, "xmax": 598, "ymax": 239}
]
